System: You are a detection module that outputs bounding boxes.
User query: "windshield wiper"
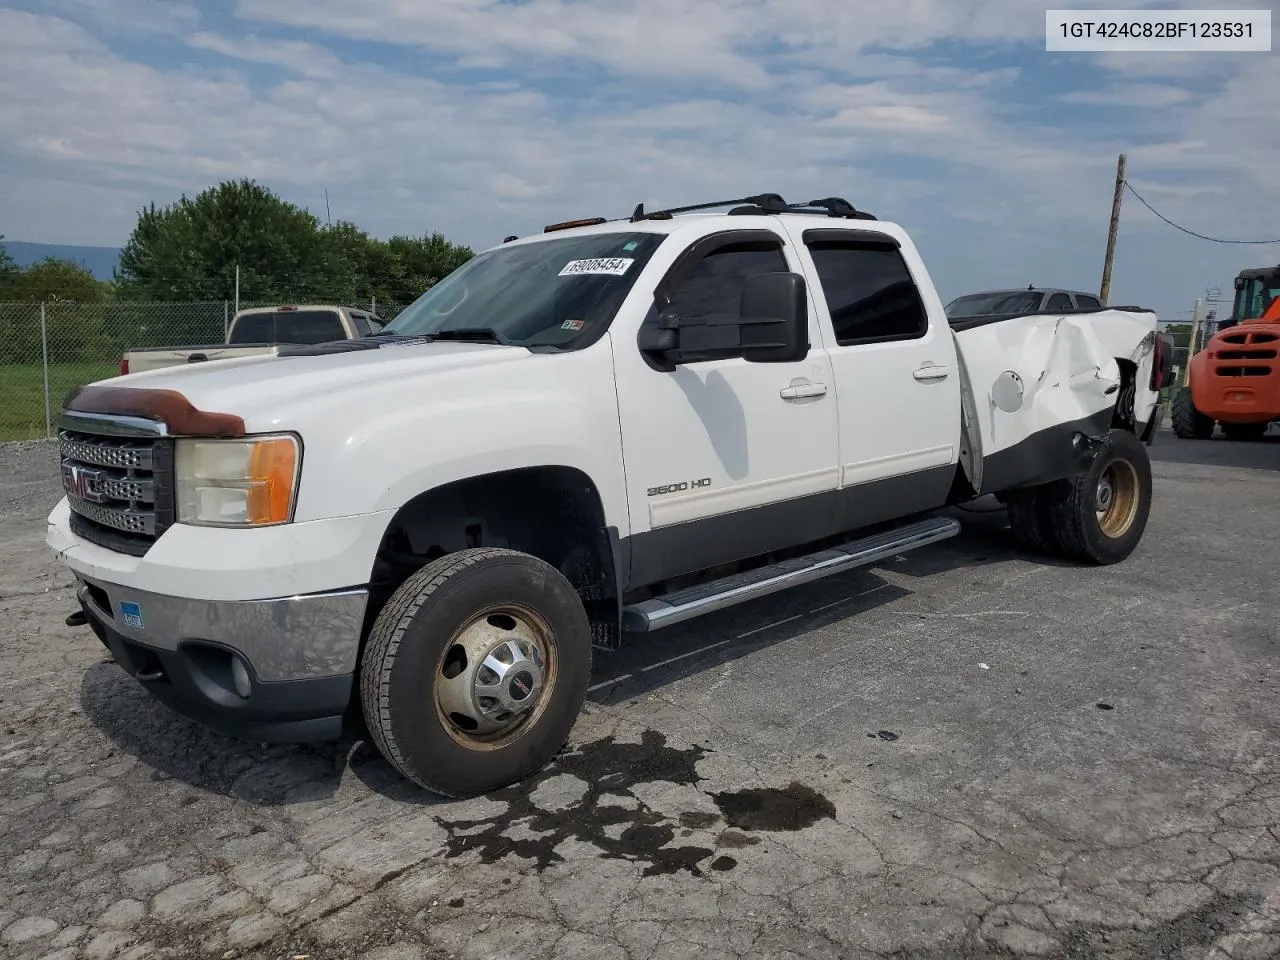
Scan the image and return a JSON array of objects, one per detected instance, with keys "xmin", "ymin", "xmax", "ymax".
[{"xmin": 426, "ymin": 327, "xmax": 514, "ymax": 345}]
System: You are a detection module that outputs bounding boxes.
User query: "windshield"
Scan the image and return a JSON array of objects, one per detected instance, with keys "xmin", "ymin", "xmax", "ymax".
[
  {"xmin": 383, "ymin": 231, "xmax": 668, "ymax": 348},
  {"xmin": 1238, "ymin": 277, "xmax": 1280, "ymax": 321},
  {"xmin": 945, "ymin": 291, "xmax": 1043, "ymax": 318}
]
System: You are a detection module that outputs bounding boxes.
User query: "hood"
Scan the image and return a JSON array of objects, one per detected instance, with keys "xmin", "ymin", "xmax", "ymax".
[{"xmin": 85, "ymin": 339, "xmax": 531, "ymax": 432}]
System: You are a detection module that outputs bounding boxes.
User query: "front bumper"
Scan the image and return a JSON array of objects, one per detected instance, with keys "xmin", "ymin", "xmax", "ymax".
[{"xmin": 75, "ymin": 573, "xmax": 367, "ymax": 743}]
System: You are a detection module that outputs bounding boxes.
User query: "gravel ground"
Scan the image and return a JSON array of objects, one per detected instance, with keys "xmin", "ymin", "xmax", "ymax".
[{"xmin": 1, "ymin": 430, "xmax": 1278, "ymax": 960}]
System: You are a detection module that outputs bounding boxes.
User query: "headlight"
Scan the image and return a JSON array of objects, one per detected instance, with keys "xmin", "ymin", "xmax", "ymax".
[{"xmin": 175, "ymin": 435, "xmax": 300, "ymax": 527}]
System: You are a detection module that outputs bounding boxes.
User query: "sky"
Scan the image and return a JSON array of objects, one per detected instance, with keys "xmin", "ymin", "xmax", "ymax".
[{"xmin": 0, "ymin": 0, "xmax": 1278, "ymax": 322}]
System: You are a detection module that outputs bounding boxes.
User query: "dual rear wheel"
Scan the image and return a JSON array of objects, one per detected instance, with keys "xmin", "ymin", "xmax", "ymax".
[{"xmin": 1005, "ymin": 428, "xmax": 1152, "ymax": 565}]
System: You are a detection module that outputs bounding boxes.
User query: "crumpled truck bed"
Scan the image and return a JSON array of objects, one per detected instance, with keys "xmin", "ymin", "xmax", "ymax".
[{"xmin": 951, "ymin": 308, "xmax": 1160, "ymax": 495}]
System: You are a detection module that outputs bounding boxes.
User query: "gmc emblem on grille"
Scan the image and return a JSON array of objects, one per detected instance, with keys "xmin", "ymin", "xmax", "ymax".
[{"xmin": 61, "ymin": 461, "xmax": 106, "ymax": 503}]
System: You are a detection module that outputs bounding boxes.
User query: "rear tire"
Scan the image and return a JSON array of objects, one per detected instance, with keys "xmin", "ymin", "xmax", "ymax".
[
  {"xmin": 1171, "ymin": 387, "xmax": 1214, "ymax": 439},
  {"xmin": 1043, "ymin": 429, "xmax": 1153, "ymax": 565},
  {"xmin": 1004, "ymin": 485, "xmax": 1060, "ymax": 555},
  {"xmin": 359, "ymin": 547, "xmax": 592, "ymax": 798},
  {"xmin": 1221, "ymin": 421, "xmax": 1269, "ymax": 441}
]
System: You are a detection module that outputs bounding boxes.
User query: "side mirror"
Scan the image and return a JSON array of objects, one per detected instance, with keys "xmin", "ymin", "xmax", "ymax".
[
  {"xmin": 737, "ymin": 271, "xmax": 809, "ymax": 363},
  {"xmin": 637, "ymin": 271, "xmax": 810, "ymax": 368}
]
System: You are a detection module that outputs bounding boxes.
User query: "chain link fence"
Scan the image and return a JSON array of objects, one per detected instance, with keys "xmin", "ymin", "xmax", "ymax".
[
  {"xmin": 0, "ymin": 298, "xmax": 407, "ymax": 441},
  {"xmin": 0, "ymin": 296, "xmax": 1211, "ymax": 443}
]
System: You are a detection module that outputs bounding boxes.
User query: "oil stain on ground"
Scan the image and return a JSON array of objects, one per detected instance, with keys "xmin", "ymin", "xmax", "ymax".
[
  {"xmin": 711, "ymin": 781, "xmax": 836, "ymax": 832},
  {"xmin": 435, "ymin": 729, "xmax": 716, "ymax": 877},
  {"xmin": 434, "ymin": 731, "xmax": 838, "ymax": 877}
]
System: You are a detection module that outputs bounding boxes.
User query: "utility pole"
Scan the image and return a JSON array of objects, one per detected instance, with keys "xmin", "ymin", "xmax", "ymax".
[
  {"xmin": 234, "ymin": 264, "xmax": 240, "ymax": 316},
  {"xmin": 1099, "ymin": 152, "xmax": 1126, "ymax": 304},
  {"xmin": 1183, "ymin": 298, "xmax": 1203, "ymax": 387}
]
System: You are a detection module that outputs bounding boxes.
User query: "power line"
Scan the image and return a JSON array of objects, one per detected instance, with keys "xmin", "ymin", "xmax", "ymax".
[{"xmin": 1125, "ymin": 181, "xmax": 1280, "ymax": 245}]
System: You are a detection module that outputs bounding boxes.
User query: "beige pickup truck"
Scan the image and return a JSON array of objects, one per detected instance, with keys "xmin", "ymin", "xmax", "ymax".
[{"xmin": 121, "ymin": 304, "xmax": 384, "ymax": 375}]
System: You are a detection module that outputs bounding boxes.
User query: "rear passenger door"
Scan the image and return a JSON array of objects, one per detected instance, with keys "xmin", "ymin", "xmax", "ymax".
[{"xmin": 783, "ymin": 226, "xmax": 961, "ymax": 532}]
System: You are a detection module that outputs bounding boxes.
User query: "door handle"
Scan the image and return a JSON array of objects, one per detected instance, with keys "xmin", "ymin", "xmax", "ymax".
[
  {"xmin": 780, "ymin": 382, "xmax": 828, "ymax": 400},
  {"xmin": 913, "ymin": 364, "xmax": 949, "ymax": 382}
]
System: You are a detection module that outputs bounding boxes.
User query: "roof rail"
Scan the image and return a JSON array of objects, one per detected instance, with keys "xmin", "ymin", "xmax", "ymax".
[{"xmin": 630, "ymin": 193, "xmax": 876, "ymax": 222}]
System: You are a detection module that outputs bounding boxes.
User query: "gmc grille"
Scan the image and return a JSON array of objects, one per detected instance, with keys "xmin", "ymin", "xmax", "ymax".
[{"xmin": 59, "ymin": 429, "xmax": 175, "ymax": 557}]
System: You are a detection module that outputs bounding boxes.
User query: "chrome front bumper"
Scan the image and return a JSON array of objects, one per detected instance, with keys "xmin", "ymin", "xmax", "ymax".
[
  {"xmin": 75, "ymin": 574, "xmax": 369, "ymax": 743},
  {"xmin": 76, "ymin": 575, "xmax": 367, "ymax": 681}
]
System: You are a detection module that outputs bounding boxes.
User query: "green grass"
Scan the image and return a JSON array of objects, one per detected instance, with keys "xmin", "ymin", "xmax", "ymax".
[{"xmin": 0, "ymin": 362, "xmax": 119, "ymax": 441}]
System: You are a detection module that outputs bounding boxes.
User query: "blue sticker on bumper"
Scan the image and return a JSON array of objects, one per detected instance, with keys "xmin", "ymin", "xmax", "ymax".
[{"xmin": 119, "ymin": 601, "xmax": 144, "ymax": 629}]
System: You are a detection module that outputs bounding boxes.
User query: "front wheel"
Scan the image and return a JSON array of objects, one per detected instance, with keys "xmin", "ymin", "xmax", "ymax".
[
  {"xmin": 1043, "ymin": 429, "xmax": 1153, "ymax": 565},
  {"xmin": 359, "ymin": 548, "xmax": 592, "ymax": 798}
]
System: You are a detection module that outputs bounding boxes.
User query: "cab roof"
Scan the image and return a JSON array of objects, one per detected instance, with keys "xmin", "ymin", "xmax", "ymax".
[{"xmin": 497, "ymin": 193, "xmax": 898, "ymax": 249}]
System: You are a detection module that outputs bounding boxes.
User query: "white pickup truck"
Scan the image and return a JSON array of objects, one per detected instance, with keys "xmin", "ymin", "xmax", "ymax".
[
  {"xmin": 48, "ymin": 193, "xmax": 1170, "ymax": 798},
  {"xmin": 120, "ymin": 304, "xmax": 384, "ymax": 375}
]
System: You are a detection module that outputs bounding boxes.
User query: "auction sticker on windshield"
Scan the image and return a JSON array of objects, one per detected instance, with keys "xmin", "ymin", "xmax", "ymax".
[{"xmin": 559, "ymin": 258, "xmax": 634, "ymax": 277}]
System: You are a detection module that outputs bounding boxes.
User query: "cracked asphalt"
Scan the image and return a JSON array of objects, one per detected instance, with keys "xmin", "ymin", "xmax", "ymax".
[{"xmin": 2, "ymin": 428, "xmax": 1278, "ymax": 960}]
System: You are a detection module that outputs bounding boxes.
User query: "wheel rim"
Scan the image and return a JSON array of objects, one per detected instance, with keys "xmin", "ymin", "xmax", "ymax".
[
  {"xmin": 433, "ymin": 603, "xmax": 558, "ymax": 751},
  {"xmin": 1095, "ymin": 459, "xmax": 1140, "ymax": 538}
]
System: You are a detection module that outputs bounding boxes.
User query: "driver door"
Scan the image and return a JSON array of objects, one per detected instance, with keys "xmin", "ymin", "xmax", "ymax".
[{"xmin": 611, "ymin": 226, "xmax": 840, "ymax": 590}]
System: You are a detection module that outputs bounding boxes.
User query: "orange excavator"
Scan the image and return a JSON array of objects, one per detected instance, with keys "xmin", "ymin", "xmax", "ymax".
[{"xmin": 1172, "ymin": 264, "xmax": 1280, "ymax": 440}]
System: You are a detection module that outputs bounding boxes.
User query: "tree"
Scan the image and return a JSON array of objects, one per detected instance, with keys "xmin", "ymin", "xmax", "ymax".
[
  {"xmin": 5, "ymin": 257, "xmax": 110, "ymax": 302},
  {"xmin": 115, "ymin": 179, "xmax": 475, "ymax": 307},
  {"xmin": 374, "ymin": 232, "xmax": 474, "ymax": 304},
  {"xmin": 116, "ymin": 179, "xmax": 342, "ymax": 302},
  {"xmin": 0, "ymin": 235, "xmax": 18, "ymax": 296}
]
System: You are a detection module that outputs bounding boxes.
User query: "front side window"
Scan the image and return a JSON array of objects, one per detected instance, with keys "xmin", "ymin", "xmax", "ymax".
[
  {"xmin": 385, "ymin": 231, "xmax": 667, "ymax": 349},
  {"xmin": 1046, "ymin": 292, "xmax": 1073, "ymax": 312},
  {"xmin": 807, "ymin": 240, "xmax": 927, "ymax": 344},
  {"xmin": 664, "ymin": 242, "xmax": 788, "ymax": 322},
  {"xmin": 1074, "ymin": 294, "xmax": 1102, "ymax": 310}
]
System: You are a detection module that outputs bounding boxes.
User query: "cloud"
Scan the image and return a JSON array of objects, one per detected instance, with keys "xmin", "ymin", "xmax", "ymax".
[
  {"xmin": 186, "ymin": 32, "xmax": 344, "ymax": 79},
  {"xmin": 1060, "ymin": 83, "xmax": 1195, "ymax": 107},
  {"xmin": 30, "ymin": 0, "xmax": 200, "ymax": 35},
  {"xmin": 0, "ymin": 0, "xmax": 1277, "ymax": 323}
]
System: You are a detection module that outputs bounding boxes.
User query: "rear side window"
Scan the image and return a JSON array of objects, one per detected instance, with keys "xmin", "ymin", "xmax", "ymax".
[
  {"xmin": 805, "ymin": 240, "xmax": 928, "ymax": 344},
  {"xmin": 230, "ymin": 310, "xmax": 347, "ymax": 345},
  {"xmin": 1046, "ymin": 292, "xmax": 1073, "ymax": 312}
]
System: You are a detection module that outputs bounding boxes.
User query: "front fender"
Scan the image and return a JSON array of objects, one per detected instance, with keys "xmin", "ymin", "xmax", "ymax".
[{"xmin": 288, "ymin": 344, "xmax": 631, "ymax": 536}]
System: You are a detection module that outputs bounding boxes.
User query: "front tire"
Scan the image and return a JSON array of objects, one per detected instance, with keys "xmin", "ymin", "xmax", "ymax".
[
  {"xmin": 359, "ymin": 548, "xmax": 592, "ymax": 798},
  {"xmin": 1171, "ymin": 387, "xmax": 1214, "ymax": 439},
  {"xmin": 1043, "ymin": 429, "xmax": 1153, "ymax": 565}
]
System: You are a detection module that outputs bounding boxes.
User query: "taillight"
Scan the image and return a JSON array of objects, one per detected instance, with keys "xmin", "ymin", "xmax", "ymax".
[
  {"xmin": 120, "ymin": 357, "xmax": 130, "ymax": 376},
  {"xmin": 1151, "ymin": 335, "xmax": 1170, "ymax": 390}
]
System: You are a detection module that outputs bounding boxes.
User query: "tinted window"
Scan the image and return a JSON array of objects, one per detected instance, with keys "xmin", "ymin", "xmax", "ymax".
[
  {"xmin": 349, "ymin": 312, "xmax": 373, "ymax": 336},
  {"xmin": 665, "ymin": 242, "xmax": 788, "ymax": 322},
  {"xmin": 945, "ymin": 291, "xmax": 1042, "ymax": 318},
  {"xmin": 1046, "ymin": 292, "xmax": 1073, "ymax": 312},
  {"xmin": 230, "ymin": 310, "xmax": 346, "ymax": 345},
  {"xmin": 807, "ymin": 241, "xmax": 927, "ymax": 343},
  {"xmin": 1074, "ymin": 294, "xmax": 1102, "ymax": 310}
]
